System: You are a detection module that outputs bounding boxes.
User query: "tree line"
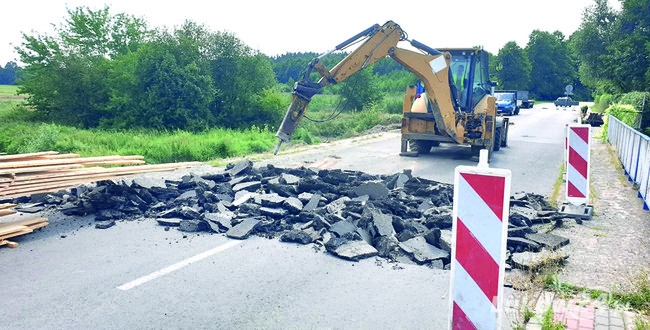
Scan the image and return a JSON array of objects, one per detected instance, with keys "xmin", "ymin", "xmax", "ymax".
[
  {"xmin": 0, "ymin": 62, "xmax": 19, "ymax": 84},
  {"xmin": 10, "ymin": 1, "xmax": 650, "ymax": 132}
]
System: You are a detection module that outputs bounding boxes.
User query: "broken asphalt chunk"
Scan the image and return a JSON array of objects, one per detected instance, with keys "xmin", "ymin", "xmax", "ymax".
[
  {"xmin": 510, "ymin": 250, "xmax": 568, "ymax": 271},
  {"xmin": 370, "ymin": 209, "xmax": 395, "ymax": 237},
  {"xmin": 95, "ymin": 220, "xmax": 116, "ymax": 229},
  {"xmin": 282, "ymin": 197, "xmax": 303, "ymax": 214},
  {"xmin": 179, "ymin": 219, "xmax": 208, "ymax": 232},
  {"xmin": 399, "ymin": 236, "xmax": 449, "ymax": 264},
  {"xmin": 232, "ymin": 181, "xmax": 262, "ymax": 193},
  {"xmin": 226, "ymin": 217, "xmax": 261, "ymax": 239},
  {"xmin": 351, "ymin": 181, "xmax": 390, "ymax": 200},
  {"xmin": 525, "ymin": 233, "xmax": 570, "ymax": 250},
  {"xmin": 156, "ymin": 218, "xmax": 181, "ymax": 226},
  {"xmin": 132, "ymin": 176, "xmax": 167, "ymax": 189},
  {"xmin": 507, "ymin": 237, "xmax": 541, "ymax": 252},
  {"xmin": 280, "ymin": 230, "xmax": 314, "ymax": 244},
  {"xmin": 227, "ymin": 159, "xmax": 253, "ymax": 177},
  {"xmin": 326, "ymin": 238, "xmax": 378, "ymax": 261},
  {"xmin": 329, "ymin": 220, "xmax": 357, "ymax": 237},
  {"xmin": 204, "ymin": 212, "xmax": 233, "ymax": 231}
]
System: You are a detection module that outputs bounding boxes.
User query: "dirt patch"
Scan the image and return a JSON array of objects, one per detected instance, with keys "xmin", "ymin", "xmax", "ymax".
[{"xmin": 553, "ymin": 127, "xmax": 650, "ymax": 292}]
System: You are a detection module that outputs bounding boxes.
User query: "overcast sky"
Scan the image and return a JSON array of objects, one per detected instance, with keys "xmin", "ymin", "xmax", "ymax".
[{"xmin": 1, "ymin": 0, "xmax": 619, "ymax": 65}]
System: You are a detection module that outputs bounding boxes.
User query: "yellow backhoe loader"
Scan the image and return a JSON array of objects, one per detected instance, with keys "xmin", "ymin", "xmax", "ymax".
[{"xmin": 274, "ymin": 21, "xmax": 508, "ymax": 157}]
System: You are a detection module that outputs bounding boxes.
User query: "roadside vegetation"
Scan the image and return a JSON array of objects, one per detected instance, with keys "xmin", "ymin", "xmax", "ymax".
[{"xmin": 0, "ymin": 85, "xmax": 399, "ymax": 163}]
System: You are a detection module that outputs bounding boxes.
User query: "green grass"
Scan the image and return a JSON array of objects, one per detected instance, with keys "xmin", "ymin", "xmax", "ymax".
[
  {"xmin": 549, "ymin": 163, "xmax": 566, "ymax": 208},
  {"xmin": 542, "ymin": 270, "xmax": 650, "ymax": 315},
  {"xmin": 541, "ymin": 306, "xmax": 566, "ymax": 330},
  {"xmin": 0, "ymin": 117, "xmax": 278, "ymax": 164},
  {"xmin": 0, "ymin": 84, "xmax": 22, "ymax": 97},
  {"xmin": 0, "ymin": 86, "xmax": 402, "ymax": 163}
]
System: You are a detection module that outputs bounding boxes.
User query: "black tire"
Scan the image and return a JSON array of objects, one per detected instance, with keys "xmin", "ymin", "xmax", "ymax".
[
  {"xmin": 410, "ymin": 140, "xmax": 433, "ymax": 154},
  {"xmin": 514, "ymin": 107, "xmax": 520, "ymax": 115},
  {"xmin": 471, "ymin": 145, "xmax": 482, "ymax": 157},
  {"xmin": 500, "ymin": 124, "xmax": 508, "ymax": 148},
  {"xmin": 493, "ymin": 127, "xmax": 501, "ymax": 151}
]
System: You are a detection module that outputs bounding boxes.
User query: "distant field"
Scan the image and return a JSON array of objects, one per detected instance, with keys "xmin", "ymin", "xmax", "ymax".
[{"xmin": 0, "ymin": 85, "xmax": 24, "ymax": 101}]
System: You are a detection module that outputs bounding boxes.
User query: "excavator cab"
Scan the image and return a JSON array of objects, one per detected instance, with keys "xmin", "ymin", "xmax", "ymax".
[{"xmin": 442, "ymin": 48, "xmax": 493, "ymax": 112}]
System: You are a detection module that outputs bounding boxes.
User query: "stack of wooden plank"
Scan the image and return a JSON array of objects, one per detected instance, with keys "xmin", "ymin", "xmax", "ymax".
[
  {"xmin": 0, "ymin": 151, "xmax": 202, "ymax": 199},
  {"xmin": 0, "ymin": 203, "xmax": 48, "ymax": 248}
]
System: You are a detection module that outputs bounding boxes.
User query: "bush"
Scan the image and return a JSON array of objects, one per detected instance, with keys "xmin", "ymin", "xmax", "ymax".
[
  {"xmin": 593, "ymin": 93, "xmax": 614, "ymax": 113},
  {"xmin": 253, "ymin": 87, "xmax": 289, "ymax": 130},
  {"xmin": 604, "ymin": 104, "xmax": 640, "ymax": 132},
  {"xmin": 377, "ymin": 95, "xmax": 404, "ymax": 114},
  {"xmin": 616, "ymin": 92, "xmax": 650, "ymax": 131}
]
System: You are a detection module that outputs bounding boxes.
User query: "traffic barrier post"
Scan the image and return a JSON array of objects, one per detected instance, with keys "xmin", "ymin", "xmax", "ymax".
[
  {"xmin": 560, "ymin": 124, "xmax": 593, "ymax": 218},
  {"xmin": 449, "ymin": 149, "xmax": 511, "ymax": 330}
]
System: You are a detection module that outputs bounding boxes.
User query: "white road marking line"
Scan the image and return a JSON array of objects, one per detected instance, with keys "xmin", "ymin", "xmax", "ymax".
[{"xmin": 117, "ymin": 240, "xmax": 241, "ymax": 291}]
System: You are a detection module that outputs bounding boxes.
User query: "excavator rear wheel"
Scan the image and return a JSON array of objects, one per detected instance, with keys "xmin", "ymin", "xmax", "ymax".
[{"xmin": 410, "ymin": 140, "xmax": 438, "ymax": 154}]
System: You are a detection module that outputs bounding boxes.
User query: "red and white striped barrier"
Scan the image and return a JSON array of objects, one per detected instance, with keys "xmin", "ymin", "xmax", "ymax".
[
  {"xmin": 566, "ymin": 124, "xmax": 591, "ymax": 205},
  {"xmin": 449, "ymin": 150, "xmax": 511, "ymax": 330}
]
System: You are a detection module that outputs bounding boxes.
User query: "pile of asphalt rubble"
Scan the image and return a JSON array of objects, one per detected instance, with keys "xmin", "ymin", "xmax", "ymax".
[{"xmin": 12, "ymin": 159, "xmax": 573, "ymax": 270}]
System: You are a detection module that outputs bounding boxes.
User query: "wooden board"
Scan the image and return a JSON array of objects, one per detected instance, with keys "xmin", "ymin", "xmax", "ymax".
[
  {"xmin": 0, "ymin": 217, "xmax": 48, "ymax": 229},
  {"xmin": 0, "ymin": 151, "xmax": 202, "ymax": 199},
  {"xmin": 0, "ymin": 164, "xmax": 84, "ymax": 175},
  {"xmin": 0, "ymin": 228, "xmax": 33, "ymax": 241},
  {"xmin": 0, "ymin": 203, "xmax": 17, "ymax": 210},
  {"xmin": 28, "ymin": 221, "xmax": 49, "ymax": 230},
  {"xmin": 78, "ymin": 160, "xmax": 146, "ymax": 166},
  {"xmin": 39, "ymin": 153, "xmax": 80, "ymax": 159},
  {"xmin": 0, "ymin": 151, "xmax": 59, "ymax": 161},
  {"xmin": 0, "ymin": 209, "xmax": 17, "ymax": 217},
  {"xmin": 0, "ymin": 217, "xmax": 48, "ymax": 247},
  {"xmin": 0, "ymin": 240, "xmax": 19, "ymax": 248},
  {"xmin": 0, "ymin": 225, "xmax": 29, "ymax": 236},
  {"xmin": 0, "ymin": 155, "xmax": 145, "ymax": 170}
]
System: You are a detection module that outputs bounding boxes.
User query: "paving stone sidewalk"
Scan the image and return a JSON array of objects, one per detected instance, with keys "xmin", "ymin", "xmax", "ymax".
[
  {"xmin": 526, "ymin": 292, "xmax": 642, "ymax": 330},
  {"xmin": 525, "ymin": 127, "xmax": 649, "ymax": 329}
]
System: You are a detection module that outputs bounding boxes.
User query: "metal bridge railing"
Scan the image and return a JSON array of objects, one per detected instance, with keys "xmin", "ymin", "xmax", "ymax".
[{"xmin": 606, "ymin": 114, "xmax": 650, "ymax": 210}]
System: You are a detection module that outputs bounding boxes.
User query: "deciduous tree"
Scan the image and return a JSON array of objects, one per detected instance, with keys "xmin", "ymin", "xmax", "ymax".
[
  {"xmin": 494, "ymin": 42, "xmax": 531, "ymax": 90},
  {"xmin": 569, "ymin": 0, "xmax": 618, "ymax": 94},
  {"xmin": 526, "ymin": 30, "xmax": 573, "ymax": 100},
  {"xmin": 16, "ymin": 6, "xmax": 149, "ymax": 127}
]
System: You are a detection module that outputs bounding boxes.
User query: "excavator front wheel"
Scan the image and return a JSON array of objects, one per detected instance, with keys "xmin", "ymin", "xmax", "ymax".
[{"xmin": 493, "ymin": 127, "xmax": 502, "ymax": 151}]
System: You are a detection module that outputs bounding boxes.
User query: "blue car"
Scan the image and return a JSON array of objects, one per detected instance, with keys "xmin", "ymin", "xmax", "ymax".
[{"xmin": 495, "ymin": 92, "xmax": 519, "ymax": 116}]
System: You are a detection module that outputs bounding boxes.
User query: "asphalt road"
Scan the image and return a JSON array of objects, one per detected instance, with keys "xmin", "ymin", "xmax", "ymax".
[{"xmin": 0, "ymin": 103, "xmax": 581, "ymax": 329}]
